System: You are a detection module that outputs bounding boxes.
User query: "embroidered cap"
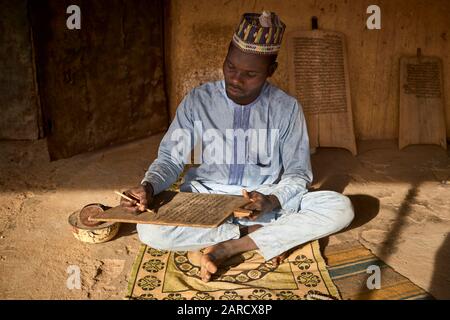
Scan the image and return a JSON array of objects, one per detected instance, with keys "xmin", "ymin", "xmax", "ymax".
[{"xmin": 232, "ymin": 11, "xmax": 286, "ymax": 55}]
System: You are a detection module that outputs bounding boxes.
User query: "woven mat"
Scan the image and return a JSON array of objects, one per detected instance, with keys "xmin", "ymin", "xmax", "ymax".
[
  {"xmin": 324, "ymin": 241, "xmax": 434, "ymax": 300},
  {"xmin": 126, "ymin": 172, "xmax": 432, "ymax": 300},
  {"xmin": 126, "ymin": 240, "xmax": 341, "ymax": 300}
]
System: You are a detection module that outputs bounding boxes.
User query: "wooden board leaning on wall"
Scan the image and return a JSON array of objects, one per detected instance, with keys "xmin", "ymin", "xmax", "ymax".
[
  {"xmin": 287, "ymin": 29, "xmax": 357, "ymax": 155},
  {"xmin": 399, "ymin": 53, "xmax": 447, "ymax": 150}
]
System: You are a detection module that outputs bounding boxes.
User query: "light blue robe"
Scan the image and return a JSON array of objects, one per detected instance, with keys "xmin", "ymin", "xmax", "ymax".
[{"xmin": 138, "ymin": 80, "xmax": 354, "ymax": 260}]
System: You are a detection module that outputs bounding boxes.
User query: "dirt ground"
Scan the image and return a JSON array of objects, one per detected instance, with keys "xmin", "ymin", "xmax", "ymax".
[{"xmin": 0, "ymin": 134, "xmax": 449, "ymax": 299}]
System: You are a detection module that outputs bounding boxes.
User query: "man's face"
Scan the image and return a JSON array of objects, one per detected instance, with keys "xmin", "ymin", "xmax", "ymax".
[{"xmin": 223, "ymin": 43, "xmax": 277, "ymax": 105}]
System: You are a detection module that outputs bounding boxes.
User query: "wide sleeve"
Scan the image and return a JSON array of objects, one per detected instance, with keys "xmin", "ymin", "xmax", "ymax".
[
  {"xmin": 255, "ymin": 100, "xmax": 313, "ymax": 209},
  {"xmin": 141, "ymin": 93, "xmax": 195, "ymax": 195}
]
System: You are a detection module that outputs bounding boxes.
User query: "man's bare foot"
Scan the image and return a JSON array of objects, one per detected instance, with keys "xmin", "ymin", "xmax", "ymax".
[
  {"xmin": 200, "ymin": 236, "xmax": 257, "ymax": 282},
  {"xmin": 200, "ymin": 244, "xmax": 230, "ymax": 282},
  {"xmin": 240, "ymin": 224, "xmax": 290, "ymax": 267}
]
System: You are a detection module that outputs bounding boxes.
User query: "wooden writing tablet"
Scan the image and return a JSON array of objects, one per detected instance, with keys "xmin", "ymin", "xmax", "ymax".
[
  {"xmin": 91, "ymin": 191, "xmax": 251, "ymax": 228},
  {"xmin": 399, "ymin": 55, "xmax": 447, "ymax": 150},
  {"xmin": 287, "ymin": 30, "xmax": 357, "ymax": 155}
]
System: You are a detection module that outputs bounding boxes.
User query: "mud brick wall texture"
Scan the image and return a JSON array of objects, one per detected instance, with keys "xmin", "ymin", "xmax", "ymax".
[
  {"xmin": 30, "ymin": 0, "xmax": 168, "ymax": 159},
  {"xmin": 0, "ymin": 0, "xmax": 41, "ymax": 140},
  {"xmin": 1, "ymin": 0, "xmax": 169, "ymax": 160},
  {"xmin": 2, "ymin": 0, "xmax": 449, "ymax": 150},
  {"xmin": 165, "ymin": 0, "xmax": 450, "ymax": 139}
]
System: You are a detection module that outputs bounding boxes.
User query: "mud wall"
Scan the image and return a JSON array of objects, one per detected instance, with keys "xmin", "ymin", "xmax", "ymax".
[
  {"xmin": 1, "ymin": 0, "xmax": 169, "ymax": 161},
  {"xmin": 0, "ymin": 0, "xmax": 42, "ymax": 140},
  {"xmin": 165, "ymin": 0, "xmax": 450, "ymax": 139},
  {"xmin": 30, "ymin": 0, "xmax": 168, "ymax": 159}
]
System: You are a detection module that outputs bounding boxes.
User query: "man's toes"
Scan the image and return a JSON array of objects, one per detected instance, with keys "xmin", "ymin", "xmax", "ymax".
[
  {"xmin": 205, "ymin": 255, "xmax": 218, "ymax": 273},
  {"xmin": 202, "ymin": 272, "xmax": 211, "ymax": 282},
  {"xmin": 200, "ymin": 262, "xmax": 211, "ymax": 282},
  {"xmin": 200, "ymin": 262, "xmax": 207, "ymax": 277}
]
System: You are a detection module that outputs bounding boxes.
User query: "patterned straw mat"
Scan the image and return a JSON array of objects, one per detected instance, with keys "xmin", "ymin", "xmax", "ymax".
[
  {"xmin": 126, "ymin": 240, "xmax": 341, "ymax": 300},
  {"xmin": 126, "ymin": 240, "xmax": 434, "ymax": 300},
  {"xmin": 324, "ymin": 241, "xmax": 434, "ymax": 300},
  {"xmin": 127, "ymin": 172, "xmax": 433, "ymax": 300}
]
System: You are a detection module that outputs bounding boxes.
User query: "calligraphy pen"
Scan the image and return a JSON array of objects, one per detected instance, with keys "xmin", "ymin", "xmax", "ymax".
[{"xmin": 114, "ymin": 191, "xmax": 155, "ymax": 214}]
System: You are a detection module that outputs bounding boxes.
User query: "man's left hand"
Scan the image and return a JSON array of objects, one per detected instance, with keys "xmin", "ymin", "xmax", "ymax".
[{"xmin": 242, "ymin": 189, "xmax": 281, "ymax": 220}]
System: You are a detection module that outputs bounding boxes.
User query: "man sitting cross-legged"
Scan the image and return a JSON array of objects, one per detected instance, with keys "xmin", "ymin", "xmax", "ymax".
[{"xmin": 120, "ymin": 11, "xmax": 354, "ymax": 282}]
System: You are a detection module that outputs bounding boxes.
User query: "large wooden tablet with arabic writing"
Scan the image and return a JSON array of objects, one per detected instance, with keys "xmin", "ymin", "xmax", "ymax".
[
  {"xmin": 399, "ymin": 54, "xmax": 447, "ymax": 150},
  {"xmin": 91, "ymin": 191, "xmax": 250, "ymax": 228},
  {"xmin": 287, "ymin": 30, "xmax": 357, "ymax": 155}
]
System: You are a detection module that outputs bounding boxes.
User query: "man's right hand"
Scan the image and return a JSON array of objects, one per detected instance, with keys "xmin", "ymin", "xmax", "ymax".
[{"xmin": 120, "ymin": 183, "xmax": 154, "ymax": 213}]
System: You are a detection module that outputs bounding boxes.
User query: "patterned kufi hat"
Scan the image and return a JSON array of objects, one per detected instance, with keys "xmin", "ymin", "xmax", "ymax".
[{"xmin": 232, "ymin": 11, "xmax": 286, "ymax": 55}]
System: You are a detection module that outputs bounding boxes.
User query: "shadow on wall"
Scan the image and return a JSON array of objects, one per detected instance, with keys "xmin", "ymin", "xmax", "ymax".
[{"xmin": 429, "ymin": 233, "xmax": 450, "ymax": 300}]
